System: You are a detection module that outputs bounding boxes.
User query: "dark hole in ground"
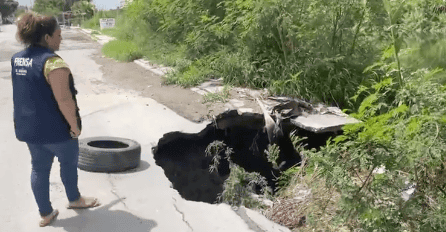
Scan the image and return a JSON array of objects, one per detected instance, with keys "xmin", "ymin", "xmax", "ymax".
[
  {"xmin": 152, "ymin": 110, "xmax": 335, "ymax": 204},
  {"xmin": 88, "ymin": 140, "xmax": 130, "ymax": 149}
]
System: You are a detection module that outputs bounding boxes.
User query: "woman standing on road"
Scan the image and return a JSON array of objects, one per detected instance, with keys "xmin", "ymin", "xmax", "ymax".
[{"xmin": 11, "ymin": 13, "xmax": 100, "ymax": 227}]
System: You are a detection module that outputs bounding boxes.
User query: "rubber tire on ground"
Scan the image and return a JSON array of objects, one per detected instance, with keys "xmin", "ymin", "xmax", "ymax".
[{"xmin": 78, "ymin": 136, "xmax": 141, "ymax": 172}]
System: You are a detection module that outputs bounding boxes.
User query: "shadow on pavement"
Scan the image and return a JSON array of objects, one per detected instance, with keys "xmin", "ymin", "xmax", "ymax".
[{"xmin": 52, "ymin": 199, "xmax": 157, "ymax": 232}]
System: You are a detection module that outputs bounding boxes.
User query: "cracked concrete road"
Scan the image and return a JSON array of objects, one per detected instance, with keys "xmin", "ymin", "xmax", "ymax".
[{"xmin": 0, "ymin": 24, "xmax": 290, "ymax": 232}]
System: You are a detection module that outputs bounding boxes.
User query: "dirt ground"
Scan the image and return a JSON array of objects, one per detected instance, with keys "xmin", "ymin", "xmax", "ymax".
[
  {"xmin": 93, "ymin": 55, "xmax": 205, "ymax": 122},
  {"xmin": 91, "ymin": 52, "xmax": 264, "ymax": 123}
]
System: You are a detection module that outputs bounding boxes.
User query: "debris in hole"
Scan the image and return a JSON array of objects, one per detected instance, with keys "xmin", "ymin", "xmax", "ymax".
[
  {"xmin": 266, "ymin": 97, "xmax": 360, "ymax": 133},
  {"xmin": 152, "ymin": 98, "xmax": 359, "ymax": 204}
]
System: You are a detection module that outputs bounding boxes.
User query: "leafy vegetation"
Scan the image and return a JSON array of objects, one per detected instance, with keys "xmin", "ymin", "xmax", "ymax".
[
  {"xmin": 83, "ymin": 0, "xmax": 446, "ymax": 230},
  {"xmin": 308, "ymin": 76, "xmax": 446, "ymax": 230}
]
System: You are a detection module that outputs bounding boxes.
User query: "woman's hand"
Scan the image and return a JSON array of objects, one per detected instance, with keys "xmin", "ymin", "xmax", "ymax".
[{"xmin": 70, "ymin": 127, "xmax": 81, "ymax": 138}]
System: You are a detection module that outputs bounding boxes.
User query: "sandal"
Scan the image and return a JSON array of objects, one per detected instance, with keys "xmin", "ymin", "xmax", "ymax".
[
  {"xmin": 67, "ymin": 196, "xmax": 101, "ymax": 209},
  {"xmin": 39, "ymin": 209, "xmax": 59, "ymax": 227}
]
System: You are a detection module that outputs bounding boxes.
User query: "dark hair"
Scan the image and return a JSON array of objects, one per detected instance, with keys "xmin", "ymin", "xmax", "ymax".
[{"xmin": 16, "ymin": 13, "xmax": 59, "ymax": 47}]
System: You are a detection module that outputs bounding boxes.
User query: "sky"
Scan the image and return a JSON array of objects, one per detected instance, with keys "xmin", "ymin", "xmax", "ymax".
[{"xmin": 16, "ymin": 0, "xmax": 123, "ymax": 10}]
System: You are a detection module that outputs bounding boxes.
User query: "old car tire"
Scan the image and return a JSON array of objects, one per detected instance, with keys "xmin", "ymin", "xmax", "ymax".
[{"xmin": 78, "ymin": 137, "xmax": 141, "ymax": 172}]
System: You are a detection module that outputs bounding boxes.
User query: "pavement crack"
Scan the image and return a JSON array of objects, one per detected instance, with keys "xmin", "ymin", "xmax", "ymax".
[
  {"xmin": 107, "ymin": 174, "xmax": 128, "ymax": 208},
  {"xmin": 172, "ymin": 197, "xmax": 193, "ymax": 232}
]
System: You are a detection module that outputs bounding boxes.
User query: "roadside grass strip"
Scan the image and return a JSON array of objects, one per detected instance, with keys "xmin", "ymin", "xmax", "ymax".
[{"xmin": 102, "ymin": 40, "xmax": 142, "ymax": 62}]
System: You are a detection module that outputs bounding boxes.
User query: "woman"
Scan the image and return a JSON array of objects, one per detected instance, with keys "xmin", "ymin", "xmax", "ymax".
[{"xmin": 11, "ymin": 13, "xmax": 100, "ymax": 227}]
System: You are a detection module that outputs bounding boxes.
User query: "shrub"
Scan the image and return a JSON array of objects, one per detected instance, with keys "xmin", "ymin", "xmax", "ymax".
[{"xmin": 218, "ymin": 164, "xmax": 270, "ymax": 208}]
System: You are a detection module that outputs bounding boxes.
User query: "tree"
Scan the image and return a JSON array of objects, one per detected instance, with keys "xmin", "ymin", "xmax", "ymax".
[
  {"xmin": 0, "ymin": 0, "xmax": 19, "ymax": 21},
  {"xmin": 64, "ymin": 0, "xmax": 92, "ymax": 12},
  {"xmin": 71, "ymin": 1, "xmax": 95, "ymax": 19},
  {"xmin": 33, "ymin": 0, "xmax": 65, "ymax": 16}
]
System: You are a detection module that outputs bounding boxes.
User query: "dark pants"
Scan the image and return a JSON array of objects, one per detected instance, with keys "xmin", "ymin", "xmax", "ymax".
[{"xmin": 27, "ymin": 139, "xmax": 81, "ymax": 216}]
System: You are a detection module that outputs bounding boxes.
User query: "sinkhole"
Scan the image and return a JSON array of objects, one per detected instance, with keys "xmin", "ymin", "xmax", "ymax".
[{"xmin": 152, "ymin": 110, "xmax": 336, "ymax": 204}]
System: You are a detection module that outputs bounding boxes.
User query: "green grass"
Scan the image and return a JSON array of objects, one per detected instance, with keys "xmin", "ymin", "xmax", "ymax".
[
  {"xmin": 81, "ymin": 17, "xmax": 100, "ymax": 30},
  {"xmin": 202, "ymin": 86, "xmax": 231, "ymax": 103},
  {"xmin": 135, "ymin": 34, "xmax": 188, "ymax": 68},
  {"xmin": 102, "ymin": 40, "xmax": 142, "ymax": 62},
  {"xmin": 163, "ymin": 62, "xmax": 213, "ymax": 87}
]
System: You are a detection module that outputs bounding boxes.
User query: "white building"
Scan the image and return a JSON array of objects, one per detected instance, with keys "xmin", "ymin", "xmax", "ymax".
[{"xmin": 119, "ymin": 0, "xmax": 133, "ymax": 9}]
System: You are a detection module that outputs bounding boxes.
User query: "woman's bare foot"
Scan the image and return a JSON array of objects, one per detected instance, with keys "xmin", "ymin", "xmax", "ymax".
[
  {"xmin": 39, "ymin": 209, "xmax": 59, "ymax": 227},
  {"xmin": 67, "ymin": 196, "xmax": 100, "ymax": 209}
]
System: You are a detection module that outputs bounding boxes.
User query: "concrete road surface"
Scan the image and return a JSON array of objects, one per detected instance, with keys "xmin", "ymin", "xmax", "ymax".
[{"xmin": 0, "ymin": 25, "xmax": 290, "ymax": 232}]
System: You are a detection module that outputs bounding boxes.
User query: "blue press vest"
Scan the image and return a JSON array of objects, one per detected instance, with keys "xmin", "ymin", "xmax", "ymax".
[{"xmin": 11, "ymin": 46, "xmax": 80, "ymax": 143}]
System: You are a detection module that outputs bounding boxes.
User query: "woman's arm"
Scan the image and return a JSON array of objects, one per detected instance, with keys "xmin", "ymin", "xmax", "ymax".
[{"xmin": 47, "ymin": 68, "xmax": 80, "ymax": 137}]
